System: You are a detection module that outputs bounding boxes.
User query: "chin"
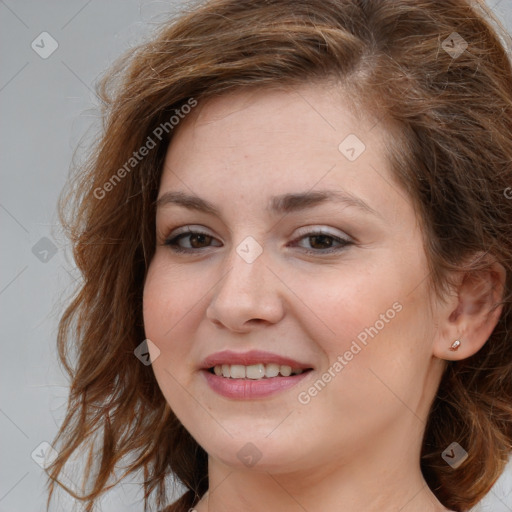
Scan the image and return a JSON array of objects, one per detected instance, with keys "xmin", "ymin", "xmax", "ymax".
[{"xmin": 199, "ymin": 432, "xmax": 309, "ymax": 472}]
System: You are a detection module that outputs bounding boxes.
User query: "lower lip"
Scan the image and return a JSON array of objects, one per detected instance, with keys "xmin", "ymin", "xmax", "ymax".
[{"xmin": 202, "ymin": 369, "xmax": 312, "ymax": 399}]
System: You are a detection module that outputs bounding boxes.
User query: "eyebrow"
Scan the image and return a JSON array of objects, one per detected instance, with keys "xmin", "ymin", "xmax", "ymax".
[{"xmin": 155, "ymin": 189, "xmax": 382, "ymax": 218}]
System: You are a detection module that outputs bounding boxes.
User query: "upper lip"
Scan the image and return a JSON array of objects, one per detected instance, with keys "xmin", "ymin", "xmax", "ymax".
[{"xmin": 200, "ymin": 350, "xmax": 313, "ymax": 370}]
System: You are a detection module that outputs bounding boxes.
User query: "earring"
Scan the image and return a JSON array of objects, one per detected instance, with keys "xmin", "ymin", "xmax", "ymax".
[{"xmin": 449, "ymin": 339, "xmax": 461, "ymax": 351}]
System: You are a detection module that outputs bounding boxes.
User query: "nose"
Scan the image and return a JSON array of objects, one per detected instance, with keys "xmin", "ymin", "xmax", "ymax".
[{"xmin": 206, "ymin": 245, "xmax": 285, "ymax": 333}]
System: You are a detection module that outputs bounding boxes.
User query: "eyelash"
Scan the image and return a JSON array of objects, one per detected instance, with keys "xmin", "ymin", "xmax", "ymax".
[{"xmin": 162, "ymin": 227, "xmax": 353, "ymax": 255}]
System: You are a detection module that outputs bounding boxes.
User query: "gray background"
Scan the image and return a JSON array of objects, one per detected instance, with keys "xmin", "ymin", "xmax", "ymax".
[{"xmin": 1, "ymin": 1, "xmax": 511, "ymax": 511}]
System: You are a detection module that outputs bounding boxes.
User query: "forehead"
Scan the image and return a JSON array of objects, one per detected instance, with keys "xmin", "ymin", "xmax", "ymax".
[
  {"xmin": 171, "ymin": 83, "xmax": 371, "ymax": 146},
  {"xmin": 158, "ymin": 83, "xmax": 407, "ymax": 224}
]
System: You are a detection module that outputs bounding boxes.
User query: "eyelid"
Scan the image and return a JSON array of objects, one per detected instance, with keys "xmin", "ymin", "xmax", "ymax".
[
  {"xmin": 163, "ymin": 224, "xmax": 352, "ymax": 242},
  {"xmin": 168, "ymin": 225, "xmax": 209, "ymax": 236},
  {"xmin": 162, "ymin": 224, "xmax": 355, "ymax": 255},
  {"xmin": 292, "ymin": 225, "xmax": 352, "ymax": 241}
]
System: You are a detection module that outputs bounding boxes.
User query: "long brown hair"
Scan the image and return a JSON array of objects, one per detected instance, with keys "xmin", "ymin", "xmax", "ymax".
[{"xmin": 47, "ymin": 1, "xmax": 512, "ymax": 511}]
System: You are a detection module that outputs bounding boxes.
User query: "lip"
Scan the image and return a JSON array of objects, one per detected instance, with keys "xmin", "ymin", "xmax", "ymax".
[
  {"xmin": 199, "ymin": 350, "xmax": 313, "ymax": 370},
  {"xmin": 202, "ymin": 368, "xmax": 313, "ymax": 399},
  {"xmin": 199, "ymin": 350, "xmax": 314, "ymax": 400}
]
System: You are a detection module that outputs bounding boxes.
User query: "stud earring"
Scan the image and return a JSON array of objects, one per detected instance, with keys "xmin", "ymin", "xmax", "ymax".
[{"xmin": 449, "ymin": 339, "xmax": 461, "ymax": 351}]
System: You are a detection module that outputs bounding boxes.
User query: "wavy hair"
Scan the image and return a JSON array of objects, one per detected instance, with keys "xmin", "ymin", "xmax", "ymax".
[{"xmin": 46, "ymin": 1, "xmax": 512, "ymax": 511}]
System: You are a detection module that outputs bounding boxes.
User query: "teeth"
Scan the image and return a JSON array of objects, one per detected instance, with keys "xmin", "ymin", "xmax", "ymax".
[
  {"xmin": 230, "ymin": 364, "xmax": 246, "ymax": 379},
  {"xmin": 246, "ymin": 364, "xmax": 265, "ymax": 379},
  {"xmin": 265, "ymin": 363, "xmax": 280, "ymax": 378},
  {"xmin": 280, "ymin": 365, "xmax": 292, "ymax": 377},
  {"xmin": 211, "ymin": 363, "xmax": 306, "ymax": 379}
]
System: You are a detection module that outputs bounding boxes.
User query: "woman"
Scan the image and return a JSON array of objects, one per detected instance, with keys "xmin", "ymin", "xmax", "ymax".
[{"xmin": 46, "ymin": 1, "xmax": 512, "ymax": 511}]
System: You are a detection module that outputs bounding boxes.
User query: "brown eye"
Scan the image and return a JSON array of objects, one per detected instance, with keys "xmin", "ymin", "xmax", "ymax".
[
  {"xmin": 185, "ymin": 233, "xmax": 213, "ymax": 249},
  {"xmin": 306, "ymin": 234, "xmax": 337, "ymax": 250},
  {"xmin": 164, "ymin": 229, "xmax": 221, "ymax": 253},
  {"xmin": 291, "ymin": 231, "xmax": 353, "ymax": 254}
]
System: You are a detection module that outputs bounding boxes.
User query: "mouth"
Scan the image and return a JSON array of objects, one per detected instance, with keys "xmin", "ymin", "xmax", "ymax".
[
  {"xmin": 200, "ymin": 350, "xmax": 315, "ymax": 399},
  {"xmin": 207, "ymin": 363, "xmax": 313, "ymax": 379}
]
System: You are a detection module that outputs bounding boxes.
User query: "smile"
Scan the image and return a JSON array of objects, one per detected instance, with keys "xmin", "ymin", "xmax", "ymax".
[
  {"xmin": 210, "ymin": 363, "xmax": 307, "ymax": 379},
  {"xmin": 200, "ymin": 349, "xmax": 314, "ymax": 399}
]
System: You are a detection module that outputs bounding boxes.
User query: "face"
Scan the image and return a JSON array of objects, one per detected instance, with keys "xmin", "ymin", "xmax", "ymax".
[{"xmin": 142, "ymin": 83, "xmax": 446, "ymax": 476}]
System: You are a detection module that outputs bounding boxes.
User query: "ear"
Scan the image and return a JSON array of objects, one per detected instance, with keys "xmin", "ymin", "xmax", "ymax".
[{"xmin": 432, "ymin": 252, "xmax": 506, "ymax": 361}]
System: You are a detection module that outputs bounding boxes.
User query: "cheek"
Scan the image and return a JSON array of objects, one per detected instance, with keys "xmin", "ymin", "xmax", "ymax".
[
  {"xmin": 321, "ymin": 282, "xmax": 433, "ymax": 428},
  {"xmin": 143, "ymin": 271, "xmax": 168, "ymax": 349},
  {"xmin": 142, "ymin": 262, "xmax": 193, "ymax": 416},
  {"xmin": 142, "ymin": 256, "xmax": 208, "ymax": 389},
  {"xmin": 142, "ymin": 257, "xmax": 200, "ymax": 342},
  {"xmin": 142, "ymin": 261, "xmax": 188, "ymax": 375},
  {"xmin": 289, "ymin": 262, "xmax": 405, "ymax": 354},
  {"xmin": 295, "ymin": 255, "xmax": 432, "ymax": 397}
]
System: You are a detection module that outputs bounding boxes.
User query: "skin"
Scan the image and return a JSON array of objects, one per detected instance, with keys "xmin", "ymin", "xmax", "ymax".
[{"xmin": 142, "ymin": 83, "xmax": 505, "ymax": 512}]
